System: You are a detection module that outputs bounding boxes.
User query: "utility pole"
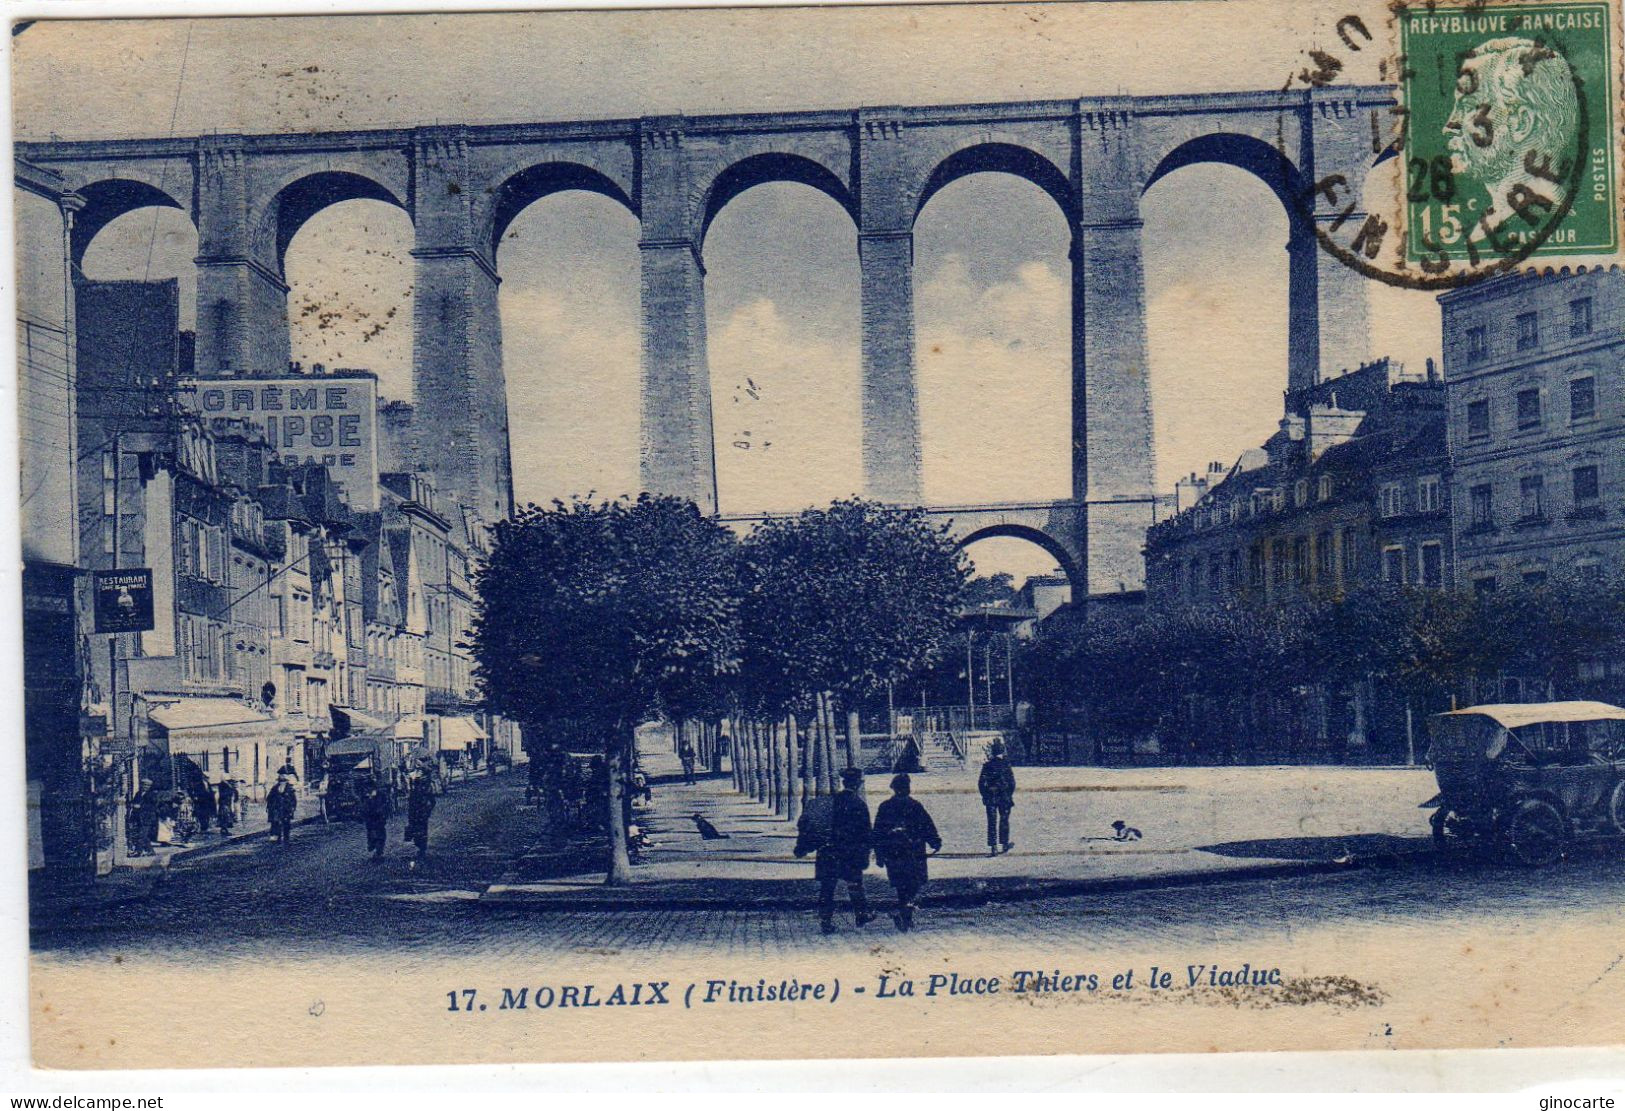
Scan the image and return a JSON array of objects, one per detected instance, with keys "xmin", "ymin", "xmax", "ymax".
[{"xmin": 965, "ymin": 630, "xmax": 974, "ymax": 731}]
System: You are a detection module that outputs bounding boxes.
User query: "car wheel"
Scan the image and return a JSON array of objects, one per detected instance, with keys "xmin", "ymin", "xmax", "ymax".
[
  {"xmin": 1504, "ymin": 799, "xmax": 1567, "ymax": 867},
  {"xmin": 1609, "ymin": 780, "xmax": 1625, "ymax": 836},
  {"xmin": 1430, "ymin": 808, "xmax": 1451, "ymax": 848}
]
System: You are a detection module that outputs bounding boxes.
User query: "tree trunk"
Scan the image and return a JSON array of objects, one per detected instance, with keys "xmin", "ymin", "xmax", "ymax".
[
  {"xmin": 730, "ymin": 715, "xmax": 743, "ymax": 791},
  {"xmin": 789, "ymin": 712, "xmax": 805, "ymax": 822},
  {"xmin": 753, "ymin": 719, "xmax": 768, "ymax": 803},
  {"xmin": 768, "ymin": 720, "xmax": 783, "ymax": 814},
  {"xmin": 820, "ymin": 693, "xmax": 839, "ymax": 794},
  {"xmin": 809, "ymin": 702, "xmax": 825, "ymax": 797},
  {"xmin": 604, "ymin": 731, "xmax": 633, "ymax": 886},
  {"xmin": 712, "ymin": 719, "xmax": 725, "ymax": 775},
  {"xmin": 846, "ymin": 706, "xmax": 861, "ymax": 770}
]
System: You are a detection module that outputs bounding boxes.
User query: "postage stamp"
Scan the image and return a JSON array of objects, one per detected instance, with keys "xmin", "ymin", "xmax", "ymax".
[
  {"xmin": 9, "ymin": 0, "xmax": 1625, "ymax": 1084},
  {"xmin": 1399, "ymin": 2, "xmax": 1618, "ymax": 262}
]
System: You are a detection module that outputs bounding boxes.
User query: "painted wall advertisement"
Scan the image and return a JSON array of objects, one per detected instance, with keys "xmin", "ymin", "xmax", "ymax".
[{"xmin": 177, "ymin": 375, "xmax": 379, "ymax": 511}]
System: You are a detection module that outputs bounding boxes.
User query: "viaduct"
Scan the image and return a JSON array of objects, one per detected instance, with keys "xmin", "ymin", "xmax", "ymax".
[{"xmin": 18, "ymin": 85, "xmax": 1392, "ymax": 595}]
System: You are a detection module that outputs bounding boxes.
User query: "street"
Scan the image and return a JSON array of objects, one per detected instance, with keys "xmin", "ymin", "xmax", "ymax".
[{"xmin": 34, "ymin": 761, "xmax": 1625, "ymax": 966}]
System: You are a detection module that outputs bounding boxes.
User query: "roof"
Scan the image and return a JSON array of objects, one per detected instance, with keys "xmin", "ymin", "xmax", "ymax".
[{"xmin": 1434, "ymin": 701, "xmax": 1625, "ymax": 728}]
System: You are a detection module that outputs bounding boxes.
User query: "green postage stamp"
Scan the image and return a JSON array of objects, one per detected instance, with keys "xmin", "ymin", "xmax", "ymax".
[{"xmin": 1400, "ymin": 1, "xmax": 1619, "ymax": 262}]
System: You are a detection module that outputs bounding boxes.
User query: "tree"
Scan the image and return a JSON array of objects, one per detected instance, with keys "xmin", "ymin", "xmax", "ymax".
[
  {"xmin": 471, "ymin": 495, "xmax": 741, "ymax": 884},
  {"xmin": 963, "ymin": 572, "xmax": 1021, "ymax": 607},
  {"xmin": 739, "ymin": 499, "xmax": 969, "ymax": 769}
]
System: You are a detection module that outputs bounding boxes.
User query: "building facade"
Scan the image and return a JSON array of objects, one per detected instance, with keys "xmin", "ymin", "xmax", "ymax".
[
  {"xmin": 1440, "ymin": 268, "xmax": 1625, "ymax": 591},
  {"xmin": 1145, "ymin": 357, "xmax": 1453, "ymax": 608}
]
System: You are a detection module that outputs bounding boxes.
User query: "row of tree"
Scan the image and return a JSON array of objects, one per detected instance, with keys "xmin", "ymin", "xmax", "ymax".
[
  {"xmin": 1022, "ymin": 575, "xmax": 1625, "ymax": 764},
  {"xmin": 470, "ymin": 495, "xmax": 968, "ymax": 882}
]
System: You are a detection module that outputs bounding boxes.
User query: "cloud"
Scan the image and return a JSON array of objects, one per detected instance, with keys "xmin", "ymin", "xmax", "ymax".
[
  {"xmin": 708, "ymin": 296, "xmax": 862, "ymax": 513},
  {"xmin": 917, "ymin": 254, "xmax": 1071, "ymax": 504}
]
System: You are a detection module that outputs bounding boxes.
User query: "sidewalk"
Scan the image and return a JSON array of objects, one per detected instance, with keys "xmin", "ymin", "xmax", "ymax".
[{"xmin": 482, "ymin": 738, "xmax": 1443, "ymax": 910}]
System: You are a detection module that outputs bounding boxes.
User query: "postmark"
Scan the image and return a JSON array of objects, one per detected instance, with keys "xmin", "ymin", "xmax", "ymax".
[{"xmin": 1278, "ymin": 0, "xmax": 1621, "ymax": 290}]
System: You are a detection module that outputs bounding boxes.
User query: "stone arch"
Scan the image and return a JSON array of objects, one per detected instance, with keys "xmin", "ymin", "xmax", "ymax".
[
  {"xmin": 697, "ymin": 152, "xmax": 857, "ymax": 246},
  {"xmin": 69, "ymin": 177, "xmax": 192, "ymax": 267},
  {"xmin": 956, "ymin": 523, "xmax": 1083, "ymax": 591},
  {"xmin": 913, "ymin": 142, "xmax": 1076, "ymax": 226},
  {"xmin": 1142, "ymin": 132, "xmax": 1310, "ymax": 229},
  {"xmin": 251, "ymin": 170, "xmax": 410, "ymax": 275},
  {"xmin": 485, "ymin": 161, "xmax": 638, "ymax": 257}
]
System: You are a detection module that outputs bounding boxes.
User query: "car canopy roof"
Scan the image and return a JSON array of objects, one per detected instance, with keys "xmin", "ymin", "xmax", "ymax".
[{"xmin": 1432, "ymin": 701, "xmax": 1625, "ymax": 729}]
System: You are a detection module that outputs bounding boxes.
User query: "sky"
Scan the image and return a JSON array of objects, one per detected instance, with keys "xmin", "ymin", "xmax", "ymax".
[{"xmin": 26, "ymin": 1, "xmax": 1444, "ymax": 586}]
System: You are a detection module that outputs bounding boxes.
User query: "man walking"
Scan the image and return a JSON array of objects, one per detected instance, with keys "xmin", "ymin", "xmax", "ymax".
[
  {"xmin": 873, "ymin": 773, "xmax": 942, "ymax": 932},
  {"xmin": 127, "ymin": 777, "xmax": 157, "ymax": 857},
  {"xmin": 215, "ymin": 777, "xmax": 239, "ymax": 835},
  {"xmin": 978, "ymin": 739, "xmax": 1017, "ymax": 855},
  {"xmin": 266, "ymin": 774, "xmax": 298, "ymax": 846},
  {"xmin": 405, "ymin": 770, "xmax": 436, "ymax": 863},
  {"xmin": 362, "ymin": 779, "xmax": 391, "ymax": 862},
  {"xmin": 678, "ymin": 737, "xmax": 697, "ymax": 784},
  {"xmin": 794, "ymin": 766, "xmax": 876, "ymax": 935}
]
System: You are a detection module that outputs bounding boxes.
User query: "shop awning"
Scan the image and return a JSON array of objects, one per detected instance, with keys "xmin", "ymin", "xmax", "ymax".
[
  {"xmin": 438, "ymin": 716, "xmax": 487, "ymax": 750},
  {"xmin": 148, "ymin": 698, "xmax": 284, "ymax": 755},
  {"xmin": 149, "ymin": 698, "xmax": 280, "ymax": 735},
  {"xmin": 331, "ymin": 704, "xmax": 391, "ymax": 733},
  {"xmin": 393, "ymin": 717, "xmax": 425, "ymax": 740}
]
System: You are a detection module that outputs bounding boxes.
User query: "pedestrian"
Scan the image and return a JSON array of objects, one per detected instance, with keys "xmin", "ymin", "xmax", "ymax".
[
  {"xmin": 266, "ymin": 774, "xmax": 298, "ymax": 845},
  {"xmin": 678, "ymin": 737, "xmax": 697, "ymax": 784},
  {"xmin": 794, "ymin": 766, "xmax": 875, "ymax": 935},
  {"xmin": 405, "ymin": 770, "xmax": 435, "ymax": 862},
  {"xmin": 215, "ymin": 778, "xmax": 238, "ymax": 834},
  {"xmin": 192, "ymin": 778, "xmax": 217, "ymax": 834},
  {"xmin": 872, "ymin": 773, "xmax": 942, "ymax": 932},
  {"xmin": 361, "ymin": 779, "xmax": 390, "ymax": 862},
  {"xmin": 977, "ymin": 738, "xmax": 1017, "ymax": 856},
  {"xmin": 126, "ymin": 777, "xmax": 157, "ymax": 857}
]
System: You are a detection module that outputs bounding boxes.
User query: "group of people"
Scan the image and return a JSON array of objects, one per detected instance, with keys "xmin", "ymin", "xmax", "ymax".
[
  {"xmin": 357, "ymin": 767, "xmax": 438, "ymax": 863},
  {"xmin": 792, "ymin": 740, "xmax": 1019, "ymax": 934},
  {"xmin": 125, "ymin": 775, "xmax": 247, "ymax": 856}
]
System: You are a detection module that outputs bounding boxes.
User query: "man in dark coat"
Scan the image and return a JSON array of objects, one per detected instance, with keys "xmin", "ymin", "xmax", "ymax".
[
  {"xmin": 361, "ymin": 779, "xmax": 390, "ymax": 862},
  {"xmin": 127, "ymin": 778, "xmax": 158, "ymax": 857},
  {"xmin": 678, "ymin": 738, "xmax": 697, "ymax": 784},
  {"xmin": 977, "ymin": 739, "xmax": 1017, "ymax": 855},
  {"xmin": 794, "ymin": 766, "xmax": 876, "ymax": 934},
  {"xmin": 215, "ymin": 778, "xmax": 239, "ymax": 834},
  {"xmin": 266, "ymin": 775, "xmax": 298, "ymax": 845},
  {"xmin": 873, "ymin": 773, "xmax": 942, "ymax": 932},
  {"xmin": 405, "ymin": 771, "xmax": 435, "ymax": 861}
]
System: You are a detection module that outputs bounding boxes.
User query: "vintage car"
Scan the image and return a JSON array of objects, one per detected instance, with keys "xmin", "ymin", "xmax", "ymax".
[{"xmin": 1426, "ymin": 701, "xmax": 1625, "ymax": 866}]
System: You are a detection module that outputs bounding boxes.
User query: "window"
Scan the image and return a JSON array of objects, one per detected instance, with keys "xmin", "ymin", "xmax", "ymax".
[
  {"xmin": 1570, "ymin": 297, "xmax": 1593, "ymax": 337},
  {"xmin": 1295, "ymin": 479, "xmax": 1309, "ymax": 507},
  {"xmin": 1209, "ymin": 553, "xmax": 1224, "ymax": 597},
  {"xmin": 1316, "ymin": 531, "xmax": 1333, "ymax": 580},
  {"xmin": 1382, "ymin": 545, "xmax": 1407, "ymax": 584},
  {"xmin": 1466, "ymin": 325, "xmax": 1488, "ymax": 362},
  {"xmin": 1516, "ymin": 311, "xmax": 1539, "ymax": 350},
  {"xmin": 1519, "ymin": 474, "xmax": 1546, "ymax": 521},
  {"xmin": 1417, "ymin": 475, "xmax": 1442, "ymax": 513},
  {"xmin": 1516, "ymin": 388, "xmax": 1542, "ymax": 430},
  {"xmin": 1318, "ymin": 474, "xmax": 1333, "ymax": 501},
  {"xmin": 1249, "ymin": 546, "xmax": 1265, "ymax": 588},
  {"xmin": 1228, "ymin": 550, "xmax": 1241, "ymax": 590},
  {"xmin": 1470, "ymin": 484, "xmax": 1494, "ymax": 528},
  {"xmin": 1578, "ymin": 560, "xmax": 1604, "ymax": 581},
  {"xmin": 1379, "ymin": 482, "xmax": 1403, "ymax": 518},
  {"xmin": 1294, "ymin": 537, "xmax": 1309, "ymax": 583},
  {"xmin": 1167, "ymin": 560, "xmax": 1182, "ymax": 597},
  {"xmin": 1570, "ymin": 376, "xmax": 1596, "ymax": 421},
  {"xmin": 1466, "ymin": 399, "xmax": 1491, "ymax": 441},
  {"xmin": 1271, "ymin": 488, "xmax": 1286, "ymax": 512},
  {"xmin": 1420, "ymin": 542, "xmax": 1443, "ymax": 588},
  {"xmin": 1188, "ymin": 558, "xmax": 1202, "ymax": 598},
  {"xmin": 1522, "ymin": 569, "xmax": 1548, "ymax": 587},
  {"xmin": 1473, "ymin": 575, "xmax": 1498, "ymax": 595},
  {"xmin": 1341, "ymin": 526, "xmax": 1359, "ymax": 574},
  {"xmin": 1272, "ymin": 541, "xmax": 1289, "ymax": 585},
  {"xmin": 1572, "ymin": 464, "xmax": 1600, "ymax": 507}
]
